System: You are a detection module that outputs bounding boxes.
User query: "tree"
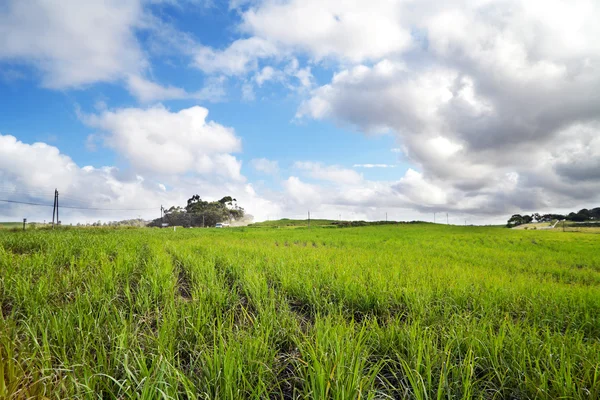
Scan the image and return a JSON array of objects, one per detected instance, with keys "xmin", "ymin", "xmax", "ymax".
[
  {"xmin": 507, "ymin": 214, "xmax": 525, "ymax": 228},
  {"xmin": 150, "ymin": 195, "xmax": 245, "ymax": 227}
]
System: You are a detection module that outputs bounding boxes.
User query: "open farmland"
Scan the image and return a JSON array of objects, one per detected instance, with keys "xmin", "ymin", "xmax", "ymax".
[{"xmin": 1, "ymin": 224, "xmax": 599, "ymax": 399}]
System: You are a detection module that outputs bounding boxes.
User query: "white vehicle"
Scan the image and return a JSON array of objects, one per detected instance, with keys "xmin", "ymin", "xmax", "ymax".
[{"xmin": 215, "ymin": 223, "xmax": 230, "ymax": 228}]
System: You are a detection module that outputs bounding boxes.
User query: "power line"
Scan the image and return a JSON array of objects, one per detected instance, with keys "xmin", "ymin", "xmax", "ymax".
[
  {"xmin": 0, "ymin": 199, "xmax": 157, "ymax": 211},
  {"xmin": 0, "ymin": 188, "xmax": 102, "ymax": 205},
  {"xmin": 1, "ymin": 199, "xmax": 53, "ymax": 207}
]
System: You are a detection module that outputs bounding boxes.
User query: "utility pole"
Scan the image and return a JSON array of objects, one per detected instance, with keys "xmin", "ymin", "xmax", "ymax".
[
  {"xmin": 52, "ymin": 191, "xmax": 56, "ymax": 228},
  {"xmin": 160, "ymin": 205, "xmax": 164, "ymax": 225},
  {"xmin": 308, "ymin": 210, "xmax": 310, "ymax": 228},
  {"xmin": 386, "ymin": 212, "xmax": 388, "ymax": 222},
  {"xmin": 52, "ymin": 189, "xmax": 58, "ymax": 229},
  {"xmin": 23, "ymin": 218, "xmax": 26, "ymax": 231}
]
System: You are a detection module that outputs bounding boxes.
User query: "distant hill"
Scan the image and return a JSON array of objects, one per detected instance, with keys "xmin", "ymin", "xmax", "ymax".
[
  {"xmin": 248, "ymin": 219, "xmax": 421, "ymax": 228},
  {"xmin": 248, "ymin": 218, "xmax": 336, "ymax": 227}
]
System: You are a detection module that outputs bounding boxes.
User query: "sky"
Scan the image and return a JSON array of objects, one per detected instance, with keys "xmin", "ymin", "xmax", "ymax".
[{"xmin": 0, "ymin": 0, "xmax": 599, "ymax": 225}]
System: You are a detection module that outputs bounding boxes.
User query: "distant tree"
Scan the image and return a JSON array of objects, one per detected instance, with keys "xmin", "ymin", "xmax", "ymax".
[
  {"xmin": 507, "ymin": 214, "xmax": 526, "ymax": 228},
  {"xmin": 532, "ymin": 213, "xmax": 542, "ymax": 222},
  {"xmin": 567, "ymin": 212, "xmax": 583, "ymax": 222},
  {"xmin": 218, "ymin": 196, "xmax": 234, "ymax": 205},
  {"xmin": 150, "ymin": 195, "xmax": 245, "ymax": 227}
]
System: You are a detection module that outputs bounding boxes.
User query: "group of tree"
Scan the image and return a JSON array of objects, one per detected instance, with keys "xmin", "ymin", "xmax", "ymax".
[
  {"xmin": 148, "ymin": 195, "xmax": 244, "ymax": 228},
  {"xmin": 75, "ymin": 218, "xmax": 147, "ymax": 227},
  {"xmin": 506, "ymin": 207, "xmax": 600, "ymax": 227}
]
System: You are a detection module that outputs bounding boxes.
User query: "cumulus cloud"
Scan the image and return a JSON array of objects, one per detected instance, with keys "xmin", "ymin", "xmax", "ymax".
[
  {"xmin": 282, "ymin": 176, "xmax": 322, "ymax": 207},
  {"xmin": 194, "ymin": 37, "xmax": 278, "ymax": 76},
  {"xmin": 250, "ymin": 158, "xmax": 279, "ymax": 175},
  {"xmin": 3, "ymin": 0, "xmax": 599, "ymax": 222},
  {"xmin": 192, "ymin": 0, "xmax": 409, "ymax": 93},
  {"xmin": 0, "ymin": 133, "xmax": 280, "ymax": 223},
  {"xmin": 295, "ymin": 0, "xmax": 600, "ymax": 216},
  {"xmin": 0, "ymin": 133, "xmax": 170, "ymax": 222},
  {"xmin": 82, "ymin": 105, "xmax": 243, "ymax": 180},
  {"xmin": 0, "ymin": 0, "xmax": 145, "ymax": 88},
  {"xmin": 254, "ymin": 66, "xmax": 278, "ymax": 86},
  {"xmin": 239, "ymin": 0, "xmax": 412, "ymax": 62},
  {"xmin": 278, "ymin": 172, "xmax": 471, "ymax": 223},
  {"xmin": 294, "ymin": 161, "xmax": 362, "ymax": 185}
]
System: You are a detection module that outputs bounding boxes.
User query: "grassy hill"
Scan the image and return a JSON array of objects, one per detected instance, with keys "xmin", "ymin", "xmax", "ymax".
[{"xmin": 248, "ymin": 218, "xmax": 337, "ymax": 227}]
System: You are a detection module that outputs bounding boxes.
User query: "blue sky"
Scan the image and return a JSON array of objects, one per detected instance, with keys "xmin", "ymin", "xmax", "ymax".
[{"xmin": 1, "ymin": 0, "xmax": 599, "ymax": 224}]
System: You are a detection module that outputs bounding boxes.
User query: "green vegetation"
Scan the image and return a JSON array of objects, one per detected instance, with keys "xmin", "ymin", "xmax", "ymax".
[
  {"xmin": 0, "ymin": 222, "xmax": 23, "ymax": 229},
  {"xmin": 249, "ymin": 218, "xmax": 337, "ymax": 227},
  {"xmin": 507, "ymin": 207, "xmax": 600, "ymax": 227},
  {"xmin": 149, "ymin": 195, "xmax": 245, "ymax": 228},
  {"xmin": 249, "ymin": 218, "xmax": 417, "ymax": 228},
  {"xmin": 1, "ymin": 224, "xmax": 599, "ymax": 399}
]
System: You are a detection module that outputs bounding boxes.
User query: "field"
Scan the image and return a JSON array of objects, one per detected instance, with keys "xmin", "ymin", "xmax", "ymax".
[
  {"xmin": 249, "ymin": 218, "xmax": 337, "ymax": 227},
  {"xmin": 0, "ymin": 222, "xmax": 24, "ymax": 229},
  {"xmin": 1, "ymin": 224, "xmax": 599, "ymax": 399}
]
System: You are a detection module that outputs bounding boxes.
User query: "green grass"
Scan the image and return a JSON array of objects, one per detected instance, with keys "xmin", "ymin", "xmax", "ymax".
[
  {"xmin": 1, "ymin": 224, "xmax": 599, "ymax": 398},
  {"xmin": 0, "ymin": 222, "xmax": 23, "ymax": 229}
]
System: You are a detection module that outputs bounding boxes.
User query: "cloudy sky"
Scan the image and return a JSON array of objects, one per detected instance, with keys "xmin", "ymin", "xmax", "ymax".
[{"xmin": 1, "ymin": 0, "xmax": 599, "ymax": 224}]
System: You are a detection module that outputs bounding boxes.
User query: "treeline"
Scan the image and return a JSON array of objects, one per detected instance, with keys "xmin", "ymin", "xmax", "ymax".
[
  {"xmin": 507, "ymin": 207, "xmax": 600, "ymax": 227},
  {"xmin": 148, "ymin": 195, "xmax": 244, "ymax": 228},
  {"xmin": 77, "ymin": 219, "xmax": 147, "ymax": 227}
]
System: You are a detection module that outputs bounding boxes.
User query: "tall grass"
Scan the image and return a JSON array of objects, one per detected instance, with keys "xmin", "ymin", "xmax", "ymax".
[{"xmin": 0, "ymin": 224, "xmax": 599, "ymax": 398}]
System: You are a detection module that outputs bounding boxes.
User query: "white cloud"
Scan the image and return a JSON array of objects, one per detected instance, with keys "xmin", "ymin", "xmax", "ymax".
[
  {"xmin": 0, "ymin": 134, "xmax": 169, "ymax": 222},
  {"xmin": 194, "ymin": 37, "xmax": 278, "ymax": 76},
  {"xmin": 283, "ymin": 58, "xmax": 314, "ymax": 90},
  {"xmin": 125, "ymin": 75, "xmax": 226, "ymax": 103},
  {"xmin": 354, "ymin": 164, "xmax": 396, "ymax": 168},
  {"xmin": 0, "ymin": 133, "xmax": 280, "ymax": 223},
  {"xmin": 294, "ymin": 161, "xmax": 362, "ymax": 185},
  {"xmin": 393, "ymin": 169, "xmax": 448, "ymax": 207},
  {"xmin": 0, "ymin": 0, "xmax": 145, "ymax": 88},
  {"xmin": 240, "ymin": 0, "xmax": 412, "ymax": 62},
  {"xmin": 240, "ymin": 59, "xmax": 315, "ymax": 100},
  {"xmin": 3, "ymin": 0, "xmax": 600, "ymax": 223},
  {"xmin": 241, "ymin": 83, "xmax": 256, "ymax": 101},
  {"xmin": 254, "ymin": 66, "xmax": 277, "ymax": 86},
  {"xmin": 297, "ymin": 0, "xmax": 600, "ymax": 215},
  {"xmin": 250, "ymin": 158, "xmax": 279, "ymax": 175},
  {"xmin": 282, "ymin": 176, "xmax": 322, "ymax": 207},
  {"xmin": 82, "ymin": 105, "xmax": 243, "ymax": 180}
]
